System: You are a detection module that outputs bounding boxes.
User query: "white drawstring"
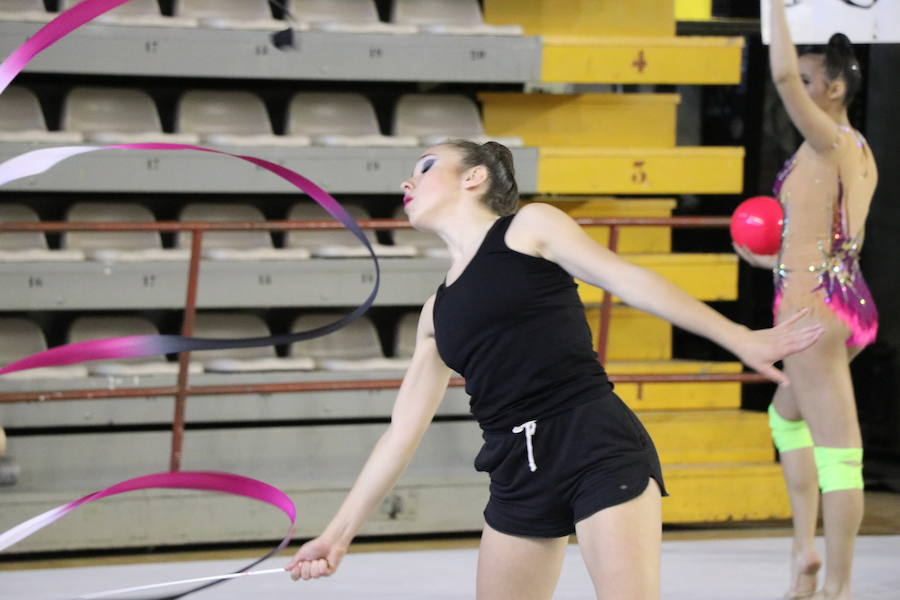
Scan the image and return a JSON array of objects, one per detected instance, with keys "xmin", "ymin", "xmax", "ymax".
[{"xmin": 512, "ymin": 420, "xmax": 538, "ymax": 472}]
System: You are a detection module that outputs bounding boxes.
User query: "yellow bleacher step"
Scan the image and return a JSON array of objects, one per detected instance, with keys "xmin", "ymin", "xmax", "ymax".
[
  {"xmin": 485, "ymin": 0, "xmax": 676, "ymax": 38},
  {"xmin": 641, "ymin": 410, "xmax": 775, "ymax": 465},
  {"xmin": 540, "ymin": 197, "xmax": 676, "ymax": 254},
  {"xmin": 587, "ymin": 305, "xmax": 671, "ymax": 361},
  {"xmin": 662, "ymin": 463, "xmax": 790, "ymax": 523},
  {"xmin": 606, "ymin": 360, "xmax": 743, "ymax": 409},
  {"xmin": 578, "ymin": 253, "xmax": 738, "ymax": 304},
  {"xmin": 479, "ymin": 93, "xmax": 679, "ymax": 147},
  {"xmin": 538, "ymin": 147, "xmax": 744, "ymax": 194},
  {"xmin": 541, "ymin": 36, "xmax": 744, "ymax": 84},
  {"xmin": 676, "ymin": 0, "xmax": 713, "ymax": 20}
]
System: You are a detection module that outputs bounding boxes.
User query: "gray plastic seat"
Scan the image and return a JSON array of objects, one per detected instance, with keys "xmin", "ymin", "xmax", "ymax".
[
  {"xmin": 178, "ymin": 90, "xmax": 310, "ymax": 147},
  {"xmin": 0, "ymin": 318, "xmax": 88, "ymax": 380},
  {"xmin": 174, "ymin": 0, "xmax": 290, "ymax": 30},
  {"xmin": 178, "ymin": 202, "xmax": 270, "ymax": 250},
  {"xmin": 0, "ymin": 318, "xmax": 46, "ymax": 363},
  {"xmin": 286, "ymin": 203, "xmax": 416, "ymax": 258},
  {"xmin": 287, "ymin": 92, "xmax": 415, "ymax": 147},
  {"xmin": 177, "ymin": 203, "xmax": 310, "ymax": 261},
  {"xmin": 390, "ymin": 0, "xmax": 522, "ymax": 35},
  {"xmin": 62, "ymin": 87, "xmax": 198, "ymax": 144},
  {"xmin": 191, "ymin": 312, "xmax": 314, "ymax": 372},
  {"xmin": 67, "ymin": 316, "xmax": 192, "ymax": 376},
  {"xmin": 0, "ymin": 204, "xmax": 84, "ymax": 262},
  {"xmin": 392, "ymin": 311, "xmax": 419, "ymax": 366},
  {"xmin": 0, "ymin": 86, "xmax": 83, "ymax": 143},
  {"xmin": 392, "ymin": 94, "xmax": 522, "ymax": 147},
  {"xmin": 289, "ymin": 0, "xmax": 415, "ymax": 34},
  {"xmin": 0, "ymin": 0, "xmax": 53, "ymax": 22},
  {"xmin": 59, "ymin": 0, "xmax": 197, "ymax": 27},
  {"xmin": 63, "ymin": 202, "xmax": 187, "ymax": 263},
  {"xmin": 289, "ymin": 313, "xmax": 403, "ymax": 371},
  {"xmin": 390, "ymin": 205, "xmax": 449, "ymax": 258}
]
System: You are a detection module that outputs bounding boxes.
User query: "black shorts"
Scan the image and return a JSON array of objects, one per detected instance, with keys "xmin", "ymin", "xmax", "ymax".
[{"xmin": 474, "ymin": 393, "xmax": 668, "ymax": 538}]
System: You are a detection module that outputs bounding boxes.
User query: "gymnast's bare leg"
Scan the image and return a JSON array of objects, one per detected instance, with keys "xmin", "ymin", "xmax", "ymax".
[{"xmin": 576, "ymin": 479, "xmax": 662, "ymax": 600}]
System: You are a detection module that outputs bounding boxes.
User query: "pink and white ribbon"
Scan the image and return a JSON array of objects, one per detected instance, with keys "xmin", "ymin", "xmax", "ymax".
[{"xmin": 1, "ymin": 471, "xmax": 297, "ymax": 598}]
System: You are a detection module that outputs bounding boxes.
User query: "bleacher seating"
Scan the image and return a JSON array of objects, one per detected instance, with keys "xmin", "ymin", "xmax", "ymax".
[
  {"xmin": 288, "ymin": 92, "xmax": 416, "ymax": 147},
  {"xmin": 191, "ymin": 312, "xmax": 315, "ymax": 372},
  {"xmin": 0, "ymin": 86, "xmax": 83, "ymax": 144},
  {"xmin": 178, "ymin": 90, "xmax": 310, "ymax": 147},
  {"xmin": 390, "ymin": 0, "xmax": 522, "ymax": 36},
  {"xmin": 289, "ymin": 313, "xmax": 404, "ymax": 371},
  {"xmin": 286, "ymin": 203, "xmax": 416, "ymax": 258},
  {"xmin": 0, "ymin": 318, "xmax": 88, "ymax": 380},
  {"xmin": 392, "ymin": 311, "xmax": 419, "ymax": 364},
  {"xmin": 392, "ymin": 94, "xmax": 523, "ymax": 147},
  {"xmin": 64, "ymin": 202, "xmax": 188, "ymax": 263},
  {"xmin": 67, "ymin": 316, "xmax": 194, "ymax": 376},
  {"xmin": 0, "ymin": 0, "xmax": 52, "ymax": 23},
  {"xmin": 0, "ymin": 204, "xmax": 84, "ymax": 262},
  {"xmin": 173, "ymin": 0, "xmax": 290, "ymax": 30},
  {"xmin": 177, "ymin": 203, "xmax": 311, "ymax": 261},
  {"xmin": 290, "ymin": 0, "xmax": 416, "ymax": 34},
  {"xmin": 60, "ymin": 0, "xmax": 197, "ymax": 28},
  {"xmin": 62, "ymin": 87, "xmax": 198, "ymax": 144}
]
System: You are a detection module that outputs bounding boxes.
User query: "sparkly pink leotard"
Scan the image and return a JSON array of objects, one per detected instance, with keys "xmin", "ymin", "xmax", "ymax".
[{"xmin": 772, "ymin": 129, "xmax": 878, "ymax": 348}]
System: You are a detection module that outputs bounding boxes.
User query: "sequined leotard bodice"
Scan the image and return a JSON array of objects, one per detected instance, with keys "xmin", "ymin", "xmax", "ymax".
[{"xmin": 772, "ymin": 127, "xmax": 878, "ymax": 348}]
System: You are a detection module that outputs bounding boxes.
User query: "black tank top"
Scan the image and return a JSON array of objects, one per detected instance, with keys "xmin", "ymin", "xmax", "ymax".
[{"xmin": 433, "ymin": 214, "xmax": 613, "ymax": 432}]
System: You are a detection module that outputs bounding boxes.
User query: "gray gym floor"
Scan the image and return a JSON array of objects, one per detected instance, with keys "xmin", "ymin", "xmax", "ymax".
[{"xmin": 1, "ymin": 535, "xmax": 898, "ymax": 599}]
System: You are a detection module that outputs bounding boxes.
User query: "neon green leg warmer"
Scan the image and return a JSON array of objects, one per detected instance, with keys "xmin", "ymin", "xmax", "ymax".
[
  {"xmin": 768, "ymin": 404, "xmax": 813, "ymax": 453},
  {"xmin": 814, "ymin": 446, "xmax": 864, "ymax": 493}
]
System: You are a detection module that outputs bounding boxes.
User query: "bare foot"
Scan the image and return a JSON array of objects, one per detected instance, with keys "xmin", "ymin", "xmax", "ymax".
[{"xmin": 785, "ymin": 549, "xmax": 821, "ymax": 599}]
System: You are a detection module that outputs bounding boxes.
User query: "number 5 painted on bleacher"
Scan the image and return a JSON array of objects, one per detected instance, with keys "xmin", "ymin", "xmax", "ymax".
[{"xmin": 631, "ymin": 160, "xmax": 648, "ymax": 185}]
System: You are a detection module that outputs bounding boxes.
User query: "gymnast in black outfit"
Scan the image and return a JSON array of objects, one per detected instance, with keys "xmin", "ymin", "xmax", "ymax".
[{"xmin": 288, "ymin": 141, "xmax": 824, "ymax": 599}]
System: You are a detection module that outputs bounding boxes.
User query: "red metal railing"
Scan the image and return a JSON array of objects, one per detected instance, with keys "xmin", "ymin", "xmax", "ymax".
[{"xmin": 0, "ymin": 217, "xmax": 766, "ymax": 470}]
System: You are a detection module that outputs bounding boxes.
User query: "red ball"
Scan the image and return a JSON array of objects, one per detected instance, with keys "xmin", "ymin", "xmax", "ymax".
[{"xmin": 730, "ymin": 195, "xmax": 783, "ymax": 255}]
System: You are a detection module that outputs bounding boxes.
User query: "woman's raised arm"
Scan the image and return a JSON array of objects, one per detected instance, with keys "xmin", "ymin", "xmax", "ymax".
[
  {"xmin": 511, "ymin": 203, "xmax": 824, "ymax": 385},
  {"xmin": 768, "ymin": 0, "xmax": 841, "ymax": 153}
]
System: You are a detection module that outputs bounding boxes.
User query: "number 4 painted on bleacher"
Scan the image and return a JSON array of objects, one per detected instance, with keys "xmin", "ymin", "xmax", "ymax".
[{"xmin": 632, "ymin": 50, "xmax": 648, "ymax": 73}]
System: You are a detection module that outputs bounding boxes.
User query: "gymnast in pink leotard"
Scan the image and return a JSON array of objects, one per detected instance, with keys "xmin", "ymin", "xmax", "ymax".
[
  {"xmin": 772, "ymin": 125, "xmax": 878, "ymax": 348},
  {"xmin": 734, "ymin": 4, "xmax": 880, "ymax": 599}
]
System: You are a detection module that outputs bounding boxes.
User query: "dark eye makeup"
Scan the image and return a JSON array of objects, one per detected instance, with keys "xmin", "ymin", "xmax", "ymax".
[{"xmin": 420, "ymin": 157, "xmax": 436, "ymax": 174}]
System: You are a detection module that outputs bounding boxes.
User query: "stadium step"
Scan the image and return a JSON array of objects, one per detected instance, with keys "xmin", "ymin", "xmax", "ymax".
[
  {"xmin": 606, "ymin": 360, "xmax": 743, "ymax": 409},
  {"xmin": 577, "ymin": 252, "xmax": 738, "ymax": 304},
  {"xmin": 0, "ymin": 460, "xmax": 790, "ymax": 553},
  {"xmin": 641, "ymin": 409, "xmax": 775, "ymax": 465},
  {"xmin": 539, "ymin": 35, "xmax": 744, "ymax": 84},
  {"xmin": 480, "ymin": 92, "xmax": 679, "ymax": 147},
  {"xmin": 485, "ymin": 0, "xmax": 677, "ymax": 37},
  {"xmin": 589, "ymin": 306, "xmax": 673, "ymax": 361},
  {"xmin": 540, "ymin": 197, "xmax": 677, "ymax": 254},
  {"xmin": 484, "ymin": 0, "xmax": 741, "ymax": 83},
  {"xmin": 662, "ymin": 462, "xmax": 790, "ymax": 523},
  {"xmin": 538, "ymin": 146, "xmax": 744, "ymax": 194}
]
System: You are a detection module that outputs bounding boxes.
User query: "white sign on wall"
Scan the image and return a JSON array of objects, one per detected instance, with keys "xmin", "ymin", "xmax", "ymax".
[{"xmin": 761, "ymin": 0, "xmax": 900, "ymax": 44}]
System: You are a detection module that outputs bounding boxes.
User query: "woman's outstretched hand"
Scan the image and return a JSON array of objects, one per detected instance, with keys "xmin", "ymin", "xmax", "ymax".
[
  {"xmin": 733, "ymin": 243, "xmax": 778, "ymax": 270},
  {"xmin": 286, "ymin": 536, "xmax": 347, "ymax": 581},
  {"xmin": 730, "ymin": 309, "xmax": 825, "ymax": 386}
]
